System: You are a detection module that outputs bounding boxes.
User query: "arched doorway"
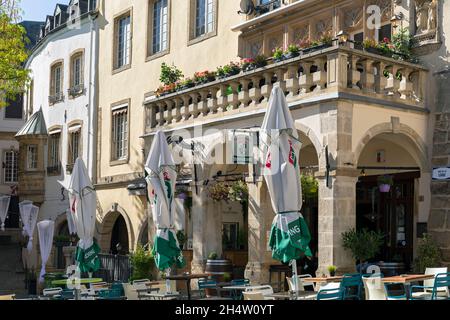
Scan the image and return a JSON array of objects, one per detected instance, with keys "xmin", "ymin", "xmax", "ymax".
[
  {"xmin": 298, "ymin": 131, "xmax": 320, "ymax": 257},
  {"xmin": 55, "ymin": 220, "xmax": 71, "ymax": 269},
  {"xmin": 110, "ymin": 215, "xmax": 129, "ymax": 255},
  {"xmin": 356, "ymin": 130, "xmax": 425, "ymax": 269}
]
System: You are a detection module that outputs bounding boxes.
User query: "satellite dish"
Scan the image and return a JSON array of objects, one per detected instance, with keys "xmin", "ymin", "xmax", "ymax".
[{"xmin": 239, "ymin": 0, "xmax": 255, "ymax": 15}]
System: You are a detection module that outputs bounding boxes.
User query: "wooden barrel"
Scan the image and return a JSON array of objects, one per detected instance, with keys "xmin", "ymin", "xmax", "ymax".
[
  {"xmin": 205, "ymin": 259, "xmax": 233, "ymax": 276},
  {"xmin": 377, "ymin": 262, "xmax": 406, "ymax": 277}
]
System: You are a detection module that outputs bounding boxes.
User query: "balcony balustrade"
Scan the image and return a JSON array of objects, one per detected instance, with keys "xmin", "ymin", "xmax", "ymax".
[{"xmin": 144, "ymin": 43, "xmax": 428, "ymax": 133}]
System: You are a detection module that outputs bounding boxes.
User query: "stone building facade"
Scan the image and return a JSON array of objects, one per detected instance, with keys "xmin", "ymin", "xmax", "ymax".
[{"xmin": 11, "ymin": 0, "xmax": 449, "ymax": 281}]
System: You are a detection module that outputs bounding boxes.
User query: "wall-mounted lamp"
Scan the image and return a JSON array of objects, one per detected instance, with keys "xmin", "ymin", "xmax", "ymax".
[
  {"xmin": 336, "ymin": 30, "xmax": 349, "ymax": 44},
  {"xmin": 390, "ymin": 12, "xmax": 404, "ymax": 29}
]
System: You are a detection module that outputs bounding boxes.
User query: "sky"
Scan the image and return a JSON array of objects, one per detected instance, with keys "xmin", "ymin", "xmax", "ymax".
[{"xmin": 20, "ymin": 0, "xmax": 62, "ymax": 22}]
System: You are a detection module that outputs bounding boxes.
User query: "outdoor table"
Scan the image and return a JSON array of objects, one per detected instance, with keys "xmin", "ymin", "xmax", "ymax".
[
  {"xmin": 302, "ymin": 276, "xmax": 344, "ymax": 291},
  {"xmin": 382, "ymin": 274, "xmax": 435, "ymax": 300},
  {"xmin": 165, "ymin": 273, "xmax": 211, "ymax": 300},
  {"xmin": 51, "ymin": 278, "xmax": 104, "ymax": 300},
  {"xmin": 269, "ymin": 265, "xmax": 292, "ymax": 292}
]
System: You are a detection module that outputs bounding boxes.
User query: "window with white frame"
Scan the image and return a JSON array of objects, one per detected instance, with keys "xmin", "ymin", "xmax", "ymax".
[
  {"xmin": 3, "ymin": 150, "xmax": 18, "ymax": 183},
  {"xmin": 151, "ymin": 0, "xmax": 169, "ymax": 55},
  {"xmin": 114, "ymin": 13, "xmax": 131, "ymax": 70},
  {"xmin": 195, "ymin": 0, "xmax": 214, "ymax": 38},
  {"xmin": 27, "ymin": 145, "xmax": 38, "ymax": 170},
  {"xmin": 50, "ymin": 62, "xmax": 64, "ymax": 102},
  {"xmin": 48, "ymin": 132, "xmax": 61, "ymax": 170},
  {"xmin": 70, "ymin": 52, "xmax": 84, "ymax": 94},
  {"xmin": 112, "ymin": 104, "xmax": 128, "ymax": 161},
  {"xmin": 68, "ymin": 125, "xmax": 81, "ymax": 166}
]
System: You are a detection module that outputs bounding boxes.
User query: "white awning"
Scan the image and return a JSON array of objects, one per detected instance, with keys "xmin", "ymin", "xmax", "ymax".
[
  {"xmin": 68, "ymin": 124, "xmax": 82, "ymax": 133},
  {"xmin": 48, "ymin": 127, "xmax": 62, "ymax": 135}
]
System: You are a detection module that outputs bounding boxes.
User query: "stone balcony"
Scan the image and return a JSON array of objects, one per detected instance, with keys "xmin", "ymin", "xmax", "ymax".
[{"xmin": 143, "ymin": 44, "xmax": 428, "ymax": 134}]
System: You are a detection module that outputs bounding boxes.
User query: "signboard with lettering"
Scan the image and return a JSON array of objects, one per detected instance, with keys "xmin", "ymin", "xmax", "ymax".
[
  {"xmin": 229, "ymin": 130, "xmax": 258, "ymax": 164},
  {"xmin": 432, "ymin": 167, "xmax": 450, "ymax": 180}
]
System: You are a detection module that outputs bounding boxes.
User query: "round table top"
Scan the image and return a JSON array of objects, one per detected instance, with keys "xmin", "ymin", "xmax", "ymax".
[{"xmin": 51, "ymin": 278, "xmax": 103, "ymax": 286}]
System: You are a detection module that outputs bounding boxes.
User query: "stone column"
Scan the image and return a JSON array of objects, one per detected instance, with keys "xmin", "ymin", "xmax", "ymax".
[
  {"xmin": 316, "ymin": 100, "xmax": 358, "ymax": 275},
  {"xmin": 191, "ymin": 183, "xmax": 208, "ymax": 275},
  {"xmin": 63, "ymin": 246, "xmax": 76, "ymax": 268},
  {"xmin": 244, "ymin": 178, "xmax": 274, "ymax": 284},
  {"xmin": 316, "ymin": 174, "xmax": 358, "ymax": 276},
  {"xmin": 191, "ymin": 164, "xmax": 223, "ymax": 275},
  {"xmin": 429, "ymin": 112, "xmax": 450, "ymax": 268}
]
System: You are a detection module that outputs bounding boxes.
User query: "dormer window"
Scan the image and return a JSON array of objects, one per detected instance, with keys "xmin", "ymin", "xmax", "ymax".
[
  {"xmin": 69, "ymin": 0, "xmax": 80, "ymax": 20},
  {"xmin": 55, "ymin": 13, "xmax": 61, "ymax": 27}
]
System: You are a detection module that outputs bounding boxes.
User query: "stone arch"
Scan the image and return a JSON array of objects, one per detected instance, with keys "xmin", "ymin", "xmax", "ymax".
[
  {"xmin": 354, "ymin": 122, "xmax": 429, "ymax": 171},
  {"xmin": 54, "ymin": 211, "xmax": 68, "ymax": 235},
  {"xmin": 97, "ymin": 204, "xmax": 135, "ymax": 253},
  {"xmin": 136, "ymin": 217, "xmax": 150, "ymax": 249},
  {"xmin": 295, "ymin": 122, "xmax": 322, "ymax": 157}
]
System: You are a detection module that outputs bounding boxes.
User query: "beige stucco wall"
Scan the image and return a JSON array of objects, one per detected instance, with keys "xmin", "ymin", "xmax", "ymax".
[{"xmin": 95, "ymin": 0, "xmax": 242, "ymax": 251}]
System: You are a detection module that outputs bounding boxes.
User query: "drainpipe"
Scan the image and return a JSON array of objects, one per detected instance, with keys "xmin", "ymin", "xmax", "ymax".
[{"xmin": 87, "ymin": 8, "xmax": 99, "ymax": 183}]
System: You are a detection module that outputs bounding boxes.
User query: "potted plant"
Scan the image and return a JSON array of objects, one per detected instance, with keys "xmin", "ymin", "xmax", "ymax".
[
  {"xmin": 298, "ymin": 38, "xmax": 312, "ymax": 53},
  {"xmin": 180, "ymin": 77, "xmax": 195, "ymax": 90},
  {"xmin": 159, "ymin": 62, "xmax": 183, "ymax": 86},
  {"xmin": 377, "ymin": 175, "xmax": 394, "ymax": 193},
  {"xmin": 217, "ymin": 62, "xmax": 241, "ymax": 79},
  {"xmin": 413, "ymin": 234, "xmax": 442, "ymax": 273},
  {"xmin": 253, "ymin": 55, "xmax": 268, "ymax": 68},
  {"xmin": 208, "ymin": 182, "xmax": 230, "ymax": 202},
  {"xmin": 194, "ymin": 70, "xmax": 216, "ymax": 84},
  {"xmin": 241, "ymin": 58, "xmax": 255, "ymax": 72},
  {"xmin": 208, "ymin": 252, "xmax": 218, "ymax": 260},
  {"xmin": 228, "ymin": 180, "xmax": 248, "ymax": 203},
  {"xmin": 327, "ymin": 265, "xmax": 337, "ymax": 277},
  {"xmin": 272, "ymin": 47, "xmax": 284, "ymax": 62},
  {"xmin": 129, "ymin": 244, "xmax": 155, "ymax": 282},
  {"xmin": 284, "ymin": 44, "xmax": 300, "ymax": 59},
  {"xmin": 362, "ymin": 38, "xmax": 380, "ymax": 54},
  {"xmin": 156, "ymin": 83, "xmax": 176, "ymax": 97},
  {"xmin": 342, "ymin": 228, "xmax": 384, "ymax": 272}
]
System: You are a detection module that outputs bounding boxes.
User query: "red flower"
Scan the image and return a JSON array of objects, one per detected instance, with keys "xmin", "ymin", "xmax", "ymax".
[{"xmin": 383, "ymin": 37, "xmax": 390, "ymax": 44}]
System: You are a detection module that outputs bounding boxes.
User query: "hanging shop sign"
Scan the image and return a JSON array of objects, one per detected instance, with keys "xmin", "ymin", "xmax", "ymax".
[
  {"xmin": 432, "ymin": 167, "xmax": 450, "ymax": 180},
  {"xmin": 228, "ymin": 130, "xmax": 258, "ymax": 165}
]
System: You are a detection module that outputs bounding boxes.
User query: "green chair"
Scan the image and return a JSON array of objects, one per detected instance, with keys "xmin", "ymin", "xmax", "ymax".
[
  {"xmin": 111, "ymin": 282, "xmax": 125, "ymax": 296},
  {"xmin": 317, "ymin": 288, "xmax": 344, "ymax": 300},
  {"xmin": 198, "ymin": 278, "xmax": 217, "ymax": 289},
  {"xmin": 97, "ymin": 289, "xmax": 125, "ymax": 300},
  {"xmin": 230, "ymin": 279, "xmax": 250, "ymax": 300},
  {"xmin": 340, "ymin": 273, "xmax": 363, "ymax": 300},
  {"xmin": 410, "ymin": 273, "xmax": 450, "ymax": 300}
]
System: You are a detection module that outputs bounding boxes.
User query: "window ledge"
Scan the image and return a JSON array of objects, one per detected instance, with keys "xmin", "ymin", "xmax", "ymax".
[
  {"xmin": 112, "ymin": 64, "xmax": 132, "ymax": 75},
  {"xmin": 187, "ymin": 30, "xmax": 217, "ymax": 47},
  {"xmin": 110, "ymin": 158, "xmax": 129, "ymax": 167},
  {"xmin": 146, "ymin": 49, "xmax": 170, "ymax": 62}
]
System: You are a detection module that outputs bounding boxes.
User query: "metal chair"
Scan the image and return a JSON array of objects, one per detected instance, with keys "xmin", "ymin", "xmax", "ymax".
[
  {"xmin": 229, "ymin": 279, "xmax": 250, "ymax": 300},
  {"xmin": 198, "ymin": 278, "xmax": 217, "ymax": 289},
  {"xmin": 243, "ymin": 292, "xmax": 265, "ymax": 300},
  {"xmin": 411, "ymin": 268, "xmax": 449, "ymax": 299},
  {"xmin": 340, "ymin": 273, "xmax": 363, "ymax": 300},
  {"xmin": 316, "ymin": 288, "xmax": 344, "ymax": 300},
  {"xmin": 97, "ymin": 288, "xmax": 126, "ymax": 300},
  {"xmin": 244, "ymin": 285, "xmax": 275, "ymax": 300},
  {"xmin": 410, "ymin": 273, "xmax": 450, "ymax": 300},
  {"xmin": 42, "ymin": 287, "xmax": 63, "ymax": 299}
]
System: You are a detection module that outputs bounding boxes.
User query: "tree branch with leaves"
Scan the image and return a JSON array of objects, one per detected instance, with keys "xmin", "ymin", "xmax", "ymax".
[{"xmin": 0, "ymin": 0, "xmax": 30, "ymax": 108}]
